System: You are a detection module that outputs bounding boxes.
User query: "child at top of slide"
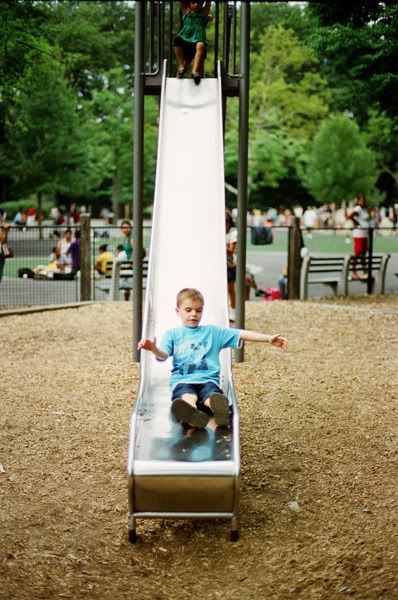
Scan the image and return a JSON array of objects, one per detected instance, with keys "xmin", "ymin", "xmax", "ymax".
[{"xmin": 174, "ymin": 1, "xmax": 212, "ymax": 85}]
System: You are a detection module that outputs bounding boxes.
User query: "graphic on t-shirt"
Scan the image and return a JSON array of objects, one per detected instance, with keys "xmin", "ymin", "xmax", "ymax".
[{"xmin": 175, "ymin": 340, "xmax": 209, "ymax": 376}]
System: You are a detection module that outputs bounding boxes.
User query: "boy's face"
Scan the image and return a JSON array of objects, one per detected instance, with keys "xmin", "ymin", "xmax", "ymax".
[{"xmin": 176, "ymin": 297, "xmax": 204, "ymax": 328}]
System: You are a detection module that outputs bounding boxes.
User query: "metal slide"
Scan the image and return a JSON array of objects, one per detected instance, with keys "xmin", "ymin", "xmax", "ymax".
[{"xmin": 127, "ymin": 63, "xmax": 240, "ymax": 542}]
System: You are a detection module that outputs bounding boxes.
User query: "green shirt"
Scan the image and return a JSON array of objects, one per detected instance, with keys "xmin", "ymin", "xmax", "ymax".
[{"xmin": 179, "ymin": 12, "xmax": 208, "ymax": 45}]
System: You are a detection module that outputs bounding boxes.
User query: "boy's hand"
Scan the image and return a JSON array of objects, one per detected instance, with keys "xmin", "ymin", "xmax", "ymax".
[
  {"xmin": 270, "ymin": 334, "xmax": 288, "ymax": 351},
  {"xmin": 137, "ymin": 337, "xmax": 157, "ymax": 352}
]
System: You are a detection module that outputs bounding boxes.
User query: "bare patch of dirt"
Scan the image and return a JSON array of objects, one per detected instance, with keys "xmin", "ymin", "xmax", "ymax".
[{"xmin": 1, "ymin": 298, "xmax": 397, "ymax": 599}]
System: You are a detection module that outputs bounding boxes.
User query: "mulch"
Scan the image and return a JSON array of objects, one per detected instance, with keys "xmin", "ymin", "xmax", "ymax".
[{"xmin": 1, "ymin": 296, "xmax": 397, "ymax": 599}]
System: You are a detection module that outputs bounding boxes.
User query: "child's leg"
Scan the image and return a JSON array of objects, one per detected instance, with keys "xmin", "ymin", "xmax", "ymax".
[
  {"xmin": 204, "ymin": 393, "xmax": 230, "ymax": 428},
  {"xmin": 172, "ymin": 393, "xmax": 209, "ymax": 428},
  {"xmin": 192, "ymin": 42, "xmax": 206, "ymax": 78},
  {"xmin": 174, "ymin": 45, "xmax": 186, "ymax": 75}
]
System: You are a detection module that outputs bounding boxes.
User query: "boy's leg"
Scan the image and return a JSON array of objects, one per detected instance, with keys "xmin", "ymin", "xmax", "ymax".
[
  {"xmin": 172, "ymin": 393, "xmax": 209, "ymax": 428},
  {"xmin": 204, "ymin": 393, "xmax": 230, "ymax": 428}
]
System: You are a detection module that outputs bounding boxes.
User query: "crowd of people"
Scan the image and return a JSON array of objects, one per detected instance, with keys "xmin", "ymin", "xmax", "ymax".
[{"xmin": 247, "ymin": 203, "xmax": 398, "ymax": 233}]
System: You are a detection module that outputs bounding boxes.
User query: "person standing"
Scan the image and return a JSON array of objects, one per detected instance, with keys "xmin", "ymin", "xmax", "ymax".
[
  {"xmin": 226, "ymin": 210, "xmax": 237, "ymax": 322},
  {"xmin": 346, "ymin": 194, "xmax": 370, "ymax": 280},
  {"xmin": 174, "ymin": 1, "xmax": 212, "ymax": 85},
  {"xmin": 120, "ymin": 220, "xmax": 134, "ymax": 260},
  {"xmin": 66, "ymin": 230, "xmax": 81, "ymax": 276},
  {"xmin": 0, "ymin": 222, "xmax": 11, "ymax": 282}
]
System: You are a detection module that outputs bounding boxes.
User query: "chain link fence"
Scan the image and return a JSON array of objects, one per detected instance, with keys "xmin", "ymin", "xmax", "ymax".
[{"xmin": 1, "ymin": 221, "xmax": 397, "ymax": 309}]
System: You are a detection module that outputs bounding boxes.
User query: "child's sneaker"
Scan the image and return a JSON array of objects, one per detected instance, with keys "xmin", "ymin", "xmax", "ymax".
[
  {"xmin": 171, "ymin": 399, "xmax": 209, "ymax": 429},
  {"xmin": 209, "ymin": 393, "xmax": 230, "ymax": 427}
]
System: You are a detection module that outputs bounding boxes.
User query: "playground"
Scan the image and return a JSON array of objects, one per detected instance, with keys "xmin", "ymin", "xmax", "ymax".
[{"xmin": 1, "ymin": 295, "xmax": 397, "ymax": 599}]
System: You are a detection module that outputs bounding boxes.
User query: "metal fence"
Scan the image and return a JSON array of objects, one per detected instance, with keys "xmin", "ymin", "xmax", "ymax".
[
  {"xmin": 1, "ymin": 223, "xmax": 397, "ymax": 309},
  {"xmin": 0, "ymin": 224, "xmax": 151, "ymax": 308}
]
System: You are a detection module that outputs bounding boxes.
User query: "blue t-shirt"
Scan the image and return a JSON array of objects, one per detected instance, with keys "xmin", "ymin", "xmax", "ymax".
[{"xmin": 159, "ymin": 324, "xmax": 241, "ymax": 390}]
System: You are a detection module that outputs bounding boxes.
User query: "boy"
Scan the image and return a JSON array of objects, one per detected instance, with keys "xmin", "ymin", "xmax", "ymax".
[{"xmin": 138, "ymin": 288, "xmax": 288, "ymax": 429}]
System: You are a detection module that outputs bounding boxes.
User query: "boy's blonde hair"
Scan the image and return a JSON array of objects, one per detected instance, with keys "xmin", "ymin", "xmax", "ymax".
[{"xmin": 176, "ymin": 288, "xmax": 204, "ymax": 307}]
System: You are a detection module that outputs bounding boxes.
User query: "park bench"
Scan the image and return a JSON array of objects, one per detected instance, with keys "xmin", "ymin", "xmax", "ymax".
[
  {"xmin": 96, "ymin": 258, "xmax": 149, "ymax": 300},
  {"xmin": 300, "ymin": 255, "xmax": 349, "ymax": 299},
  {"xmin": 300, "ymin": 253, "xmax": 391, "ymax": 299}
]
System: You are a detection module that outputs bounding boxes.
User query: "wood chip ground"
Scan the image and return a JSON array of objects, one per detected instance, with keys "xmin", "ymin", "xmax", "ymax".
[{"xmin": 1, "ymin": 296, "xmax": 397, "ymax": 599}]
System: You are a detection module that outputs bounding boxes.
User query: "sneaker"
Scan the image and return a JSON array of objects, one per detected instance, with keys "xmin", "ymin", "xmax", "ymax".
[
  {"xmin": 209, "ymin": 393, "xmax": 230, "ymax": 428},
  {"xmin": 171, "ymin": 399, "xmax": 209, "ymax": 429},
  {"xmin": 229, "ymin": 308, "xmax": 236, "ymax": 322}
]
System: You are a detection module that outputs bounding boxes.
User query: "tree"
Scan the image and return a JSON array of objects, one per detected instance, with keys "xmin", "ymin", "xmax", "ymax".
[
  {"xmin": 44, "ymin": 0, "xmax": 134, "ymax": 99},
  {"xmin": 0, "ymin": 0, "xmax": 49, "ymax": 202},
  {"xmin": 7, "ymin": 56, "xmax": 92, "ymax": 209},
  {"xmin": 300, "ymin": 114, "xmax": 379, "ymax": 205},
  {"xmin": 363, "ymin": 109, "xmax": 398, "ymax": 204},
  {"xmin": 306, "ymin": 3, "xmax": 398, "ymax": 120},
  {"xmin": 225, "ymin": 24, "xmax": 331, "ymax": 206}
]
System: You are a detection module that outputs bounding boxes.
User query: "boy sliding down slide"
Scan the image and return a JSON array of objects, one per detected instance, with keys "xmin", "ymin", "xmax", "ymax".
[{"xmin": 138, "ymin": 288, "xmax": 288, "ymax": 429}]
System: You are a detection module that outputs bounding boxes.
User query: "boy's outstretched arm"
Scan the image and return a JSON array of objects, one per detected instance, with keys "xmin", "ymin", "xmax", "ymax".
[
  {"xmin": 240, "ymin": 330, "xmax": 288, "ymax": 351},
  {"xmin": 137, "ymin": 338, "xmax": 169, "ymax": 360}
]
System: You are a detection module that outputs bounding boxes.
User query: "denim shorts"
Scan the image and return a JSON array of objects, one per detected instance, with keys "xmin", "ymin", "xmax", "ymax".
[{"xmin": 171, "ymin": 381, "xmax": 223, "ymax": 403}]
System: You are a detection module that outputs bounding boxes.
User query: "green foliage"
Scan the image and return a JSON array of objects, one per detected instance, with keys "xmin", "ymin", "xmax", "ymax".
[
  {"xmin": 300, "ymin": 114, "xmax": 379, "ymax": 204},
  {"xmin": 6, "ymin": 55, "xmax": 92, "ymax": 200},
  {"xmin": 307, "ymin": 4, "xmax": 398, "ymax": 121},
  {"xmin": 251, "ymin": 26, "xmax": 331, "ymax": 140},
  {"xmin": 363, "ymin": 109, "xmax": 398, "ymax": 173},
  {"xmin": 224, "ymin": 24, "xmax": 331, "ymax": 200},
  {"xmin": 0, "ymin": 195, "xmax": 58, "ymax": 219},
  {"xmin": 1, "ymin": 1, "xmax": 397, "ymax": 211},
  {"xmin": 44, "ymin": 1, "xmax": 134, "ymax": 97},
  {"xmin": 250, "ymin": 2, "xmax": 317, "ymax": 44}
]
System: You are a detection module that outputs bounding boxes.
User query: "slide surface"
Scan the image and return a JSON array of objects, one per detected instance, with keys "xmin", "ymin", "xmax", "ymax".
[{"xmin": 128, "ymin": 67, "xmax": 240, "ymax": 523}]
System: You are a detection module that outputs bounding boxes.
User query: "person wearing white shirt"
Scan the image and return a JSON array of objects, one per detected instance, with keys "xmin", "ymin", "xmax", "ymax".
[{"xmin": 346, "ymin": 195, "xmax": 370, "ymax": 280}]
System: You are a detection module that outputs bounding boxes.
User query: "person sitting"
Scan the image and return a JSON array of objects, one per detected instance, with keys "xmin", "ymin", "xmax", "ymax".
[
  {"xmin": 138, "ymin": 287, "xmax": 288, "ymax": 429},
  {"xmin": 33, "ymin": 246, "xmax": 70, "ymax": 278},
  {"xmin": 95, "ymin": 244, "xmax": 114, "ymax": 275}
]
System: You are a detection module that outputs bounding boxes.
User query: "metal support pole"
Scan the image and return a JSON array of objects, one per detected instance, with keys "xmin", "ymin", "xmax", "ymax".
[
  {"xmin": 235, "ymin": 1, "xmax": 250, "ymax": 363},
  {"xmin": 132, "ymin": 1, "xmax": 145, "ymax": 362},
  {"xmin": 287, "ymin": 217, "xmax": 301, "ymax": 300},
  {"xmin": 80, "ymin": 213, "xmax": 91, "ymax": 301},
  {"xmin": 367, "ymin": 227, "xmax": 374, "ymax": 295}
]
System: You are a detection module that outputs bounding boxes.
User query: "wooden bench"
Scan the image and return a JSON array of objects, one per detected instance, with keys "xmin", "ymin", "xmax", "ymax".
[
  {"xmin": 300, "ymin": 253, "xmax": 391, "ymax": 299},
  {"xmin": 300, "ymin": 255, "xmax": 349, "ymax": 299},
  {"xmin": 96, "ymin": 258, "xmax": 149, "ymax": 300}
]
